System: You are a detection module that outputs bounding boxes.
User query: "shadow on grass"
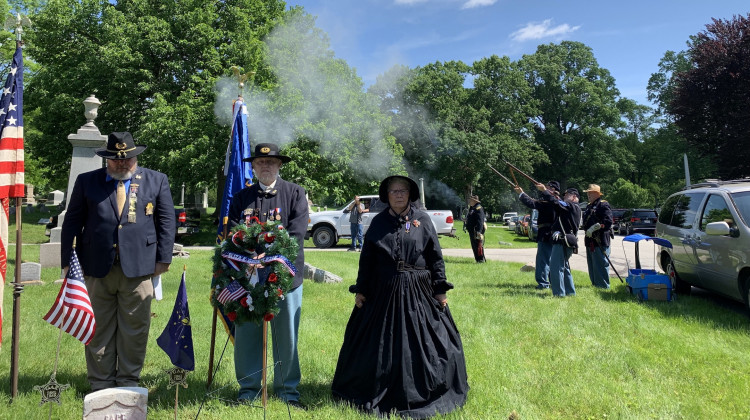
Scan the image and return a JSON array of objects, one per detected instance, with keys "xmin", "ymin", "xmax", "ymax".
[
  {"xmin": 0, "ymin": 371, "xmax": 89, "ymax": 398},
  {"xmin": 596, "ymin": 284, "xmax": 750, "ymax": 331}
]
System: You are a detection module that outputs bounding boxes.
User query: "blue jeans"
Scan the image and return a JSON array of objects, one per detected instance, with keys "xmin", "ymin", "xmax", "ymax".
[
  {"xmin": 587, "ymin": 246, "xmax": 611, "ymax": 289},
  {"xmin": 550, "ymin": 244, "xmax": 575, "ymax": 296},
  {"xmin": 235, "ymin": 285, "xmax": 303, "ymax": 402},
  {"xmin": 350, "ymin": 223, "xmax": 363, "ymax": 249},
  {"xmin": 535, "ymin": 241, "xmax": 553, "ymax": 287}
]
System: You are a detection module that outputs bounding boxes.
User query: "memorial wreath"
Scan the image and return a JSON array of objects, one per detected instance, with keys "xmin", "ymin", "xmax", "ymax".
[{"xmin": 211, "ymin": 220, "xmax": 299, "ymax": 325}]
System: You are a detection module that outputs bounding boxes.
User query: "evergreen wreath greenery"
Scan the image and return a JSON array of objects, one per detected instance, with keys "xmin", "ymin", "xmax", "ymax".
[{"xmin": 211, "ymin": 220, "xmax": 299, "ymax": 325}]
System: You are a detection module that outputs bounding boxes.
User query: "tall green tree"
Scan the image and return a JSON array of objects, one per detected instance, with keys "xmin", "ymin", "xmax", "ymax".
[
  {"xmin": 669, "ymin": 14, "xmax": 750, "ymax": 179},
  {"xmin": 25, "ymin": 0, "xmax": 286, "ymax": 193},
  {"xmin": 517, "ymin": 41, "xmax": 625, "ymax": 190}
]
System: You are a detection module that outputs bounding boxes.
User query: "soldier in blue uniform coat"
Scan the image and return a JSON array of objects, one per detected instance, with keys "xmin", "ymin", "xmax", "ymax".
[
  {"xmin": 227, "ymin": 143, "xmax": 309, "ymax": 409},
  {"xmin": 581, "ymin": 184, "xmax": 614, "ymax": 289},
  {"xmin": 516, "ymin": 181, "xmax": 560, "ymax": 289},
  {"xmin": 464, "ymin": 194, "xmax": 486, "ymax": 262},
  {"xmin": 544, "ymin": 187, "xmax": 582, "ymax": 297}
]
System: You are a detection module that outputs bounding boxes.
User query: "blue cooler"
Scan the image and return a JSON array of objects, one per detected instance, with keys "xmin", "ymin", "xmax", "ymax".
[{"xmin": 622, "ymin": 234, "xmax": 674, "ymax": 302}]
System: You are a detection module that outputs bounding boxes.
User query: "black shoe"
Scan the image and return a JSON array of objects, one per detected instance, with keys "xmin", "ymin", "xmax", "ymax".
[
  {"xmin": 287, "ymin": 400, "xmax": 307, "ymax": 410},
  {"xmin": 535, "ymin": 284, "xmax": 549, "ymax": 290}
]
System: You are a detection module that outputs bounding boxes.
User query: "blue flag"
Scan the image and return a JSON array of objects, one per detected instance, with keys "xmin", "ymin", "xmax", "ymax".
[
  {"xmin": 157, "ymin": 271, "xmax": 195, "ymax": 371},
  {"xmin": 216, "ymin": 99, "xmax": 252, "ymax": 245}
]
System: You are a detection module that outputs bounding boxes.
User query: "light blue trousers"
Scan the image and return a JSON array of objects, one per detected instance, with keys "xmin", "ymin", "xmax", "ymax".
[
  {"xmin": 234, "ymin": 285, "xmax": 303, "ymax": 402},
  {"xmin": 587, "ymin": 246, "xmax": 611, "ymax": 289},
  {"xmin": 535, "ymin": 241, "xmax": 553, "ymax": 287},
  {"xmin": 550, "ymin": 244, "xmax": 575, "ymax": 296}
]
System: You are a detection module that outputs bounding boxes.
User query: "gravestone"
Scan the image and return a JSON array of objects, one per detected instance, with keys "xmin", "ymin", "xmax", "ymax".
[
  {"xmin": 313, "ymin": 267, "xmax": 342, "ymax": 284},
  {"xmin": 82, "ymin": 387, "xmax": 148, "ymax": 420},
  {"xmin": 47, "ymin": 190, "xmax": 64, "ymax": 206},
  {"xmin": 23, "ymin": 183, "xmax": 36, "ymax": 205},
  {"xmin": 15, "ymin": 262, "xmax": 42, "ymax": 285},
  {"xmin": 40, "ymin": 95, "xmax": 106, "ymax": 267}
]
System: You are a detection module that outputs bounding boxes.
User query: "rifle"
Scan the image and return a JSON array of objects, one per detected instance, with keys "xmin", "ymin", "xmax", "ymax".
[
  {"xmin": 487, "ymin": 163, "xmax": 516, "ymax": 187},
  {"xmin": 503, "ymin": 160, "xmax": 540, "ymax": 185}
]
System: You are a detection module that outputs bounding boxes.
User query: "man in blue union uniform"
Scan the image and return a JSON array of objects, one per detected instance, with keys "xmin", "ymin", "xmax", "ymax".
[
  {"xmin": 227, "ymin": 143, "xmax": 309, "ymax": 409},
  {"xmin": 516, "ymin": 181, "xmax": 561, "ymax": 290}
]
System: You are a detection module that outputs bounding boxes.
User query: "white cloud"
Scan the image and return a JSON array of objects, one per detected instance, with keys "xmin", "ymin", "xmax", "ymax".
[
  {"xmin": 510, "ymin": 19, "xmax": 580, "ymax": 42},
  {"xmin": 461, "ymin": 0, "xmax": 497, "ymax": 9}
]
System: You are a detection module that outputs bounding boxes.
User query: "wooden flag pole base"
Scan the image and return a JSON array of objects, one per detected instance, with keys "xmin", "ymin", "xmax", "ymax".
[{"xmin": 262, "ymin": 320, "xmax": 269, "ymax": 408}]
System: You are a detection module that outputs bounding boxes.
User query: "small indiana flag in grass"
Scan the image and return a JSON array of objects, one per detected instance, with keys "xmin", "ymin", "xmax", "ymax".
[{"xmin": 157, "ymin": 270, "xmax": 194, "ymax": 371}]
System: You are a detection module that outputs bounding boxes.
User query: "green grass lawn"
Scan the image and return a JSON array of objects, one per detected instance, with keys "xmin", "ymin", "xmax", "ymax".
[{"xmin": 1, "ymin": 248, "xmax": 749, "ymax": 419}]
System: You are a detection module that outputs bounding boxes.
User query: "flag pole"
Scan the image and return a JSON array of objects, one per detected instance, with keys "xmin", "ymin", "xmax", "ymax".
[
  {"xmin": 262, "ymin": 320, "xmax": 268, "ymax": 408},
  {"xmin": 173, "ymin": 265, "xmax": 187, "ymax": 420},
  {"xmin": 10, "ymin": 196, "xmax": 23, "ymax": 400},
  {"xmin": 206, "ymin": 220, "xmax": 228, "ymax": 390},
  {"xmin": 49, "ymin": 307, "xmax": 65, "ymax": 420}
]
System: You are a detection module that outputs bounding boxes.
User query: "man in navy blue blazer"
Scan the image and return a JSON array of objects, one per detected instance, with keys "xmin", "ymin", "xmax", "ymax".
[{"xmin": 61, "ymin": 131, "xmax": 175, "ymax": 391}]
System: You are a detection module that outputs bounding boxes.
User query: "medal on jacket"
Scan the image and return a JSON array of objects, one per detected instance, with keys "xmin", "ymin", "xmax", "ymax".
[
  {"xmin": 405, "ymin": 216, "xmax": 411, "ymax": 233},
  {"xmin": 275, "ymin": 207, "xmax": 281, "ymax": 221},
  {"xmin": 128, "ymin": 183, "xmax": 139, "ymax": 223},
  {"xmin": 243, "ymin": 207, "xmax": 255, "ymax": 225},
  {"xmin": 269, "ymin": 208, "xmax": 275, "ymax": 220}
]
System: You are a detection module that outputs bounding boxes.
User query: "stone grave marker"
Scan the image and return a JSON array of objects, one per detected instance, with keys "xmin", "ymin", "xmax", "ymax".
[
  {"xmin": 82, "ymin": 387, "xmax": 148, "ymax": 420},
  {"xmin": 15, "ymin": 262, "xmax": 43, "ymax": 285},
  {"xmin": 47, "ymin": 190, "xmax": 65, "ymax": 206}
]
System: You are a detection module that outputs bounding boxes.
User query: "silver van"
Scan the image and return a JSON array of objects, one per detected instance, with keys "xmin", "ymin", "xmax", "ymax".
[{"xmin": 655, "ymin": 180, "xmax": 750, "ymax": 309}]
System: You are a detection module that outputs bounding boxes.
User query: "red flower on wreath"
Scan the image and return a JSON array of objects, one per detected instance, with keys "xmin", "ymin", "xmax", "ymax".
[
  {"xmin": 227, "ymin": 311, "xmax": 238, "ymax": 321},
  {"xmin": 263, "ymin": 313, "xmax": 275, "ymax": 321},
  {"xmin": 240, "ymin": 297, "xmax": 249, "ymax": 308},
  {"xmin": 268, "ymin": 273, "xmax": 278, "ymax": 283},
  {"xmin": 278, "ymin": 225, "xmax": 285, "ymax": 230},
  {"xmin": 247, "ymin": 216, "xmax": 260, "ymax": 225},
  {"xmin": 277, "ymin": 288, "xmax": 283, "ymax": 297},
  {"xmin": 264, "ymin": 232, "xmax": 275, "ymax": 243}
]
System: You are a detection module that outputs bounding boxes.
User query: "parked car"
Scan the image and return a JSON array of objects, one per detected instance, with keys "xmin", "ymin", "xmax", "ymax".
[
  {"xmin": 528, "ymin": 209, "xmax": 539, "ymax": 242},
  {"xmin": 655, "ymin": 179, "xmax": 750, "ymax": 308},
  {"xmin": 175, "ymin": 207, "xmax": 201, "ymax": 240},
  {"xmin": 306, "ymin": 195, "xmax": 456, "ymax": 248},
  {"xmin": 507, "ymin": 215, "xmax": 519, "ymax": 231},
  {"xmin": 619, "ymin": 208, "xmax": 658, "ymax": 236},
  {"xmin": 611, "ymin": 208, "xmax": 627, "ymax": 234},
  {"xmin": 503, "ymin": 212, "xmax": 518, "ymax": 224}
]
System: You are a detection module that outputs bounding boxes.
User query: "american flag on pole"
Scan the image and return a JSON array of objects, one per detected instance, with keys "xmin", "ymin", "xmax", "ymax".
[
  {"xmin": 215, "ymin": 280, "xmax": 247, "ymax": 305},
  {"xmin": 0, "ymin": 46, "xmax": 25, "ymax": 349},
  {"xmin": 42, "ymin": 250, "xmax": 97, "ymax": 345}
]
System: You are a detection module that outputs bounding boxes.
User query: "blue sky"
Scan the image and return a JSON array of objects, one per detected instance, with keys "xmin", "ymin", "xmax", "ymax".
[{"xmin": 289, "ymin": 0, "xmax": 748, "ymax": 105}]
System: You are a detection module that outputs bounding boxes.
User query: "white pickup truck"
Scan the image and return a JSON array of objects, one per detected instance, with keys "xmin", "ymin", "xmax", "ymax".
[{"xmin": 306, "ymin": 194, "xmax": 456, "ymax": 248}]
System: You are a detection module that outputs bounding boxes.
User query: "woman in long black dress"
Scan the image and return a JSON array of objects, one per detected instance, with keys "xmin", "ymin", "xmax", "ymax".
[{"xmin": 332, "ymin": 175, "xmax": 469, "ymax": 418}]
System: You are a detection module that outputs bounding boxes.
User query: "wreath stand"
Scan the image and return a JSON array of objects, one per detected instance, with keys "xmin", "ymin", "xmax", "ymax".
[{"xmin": 261, "ymin": 320, "xmax": 269, "ymax": 407}]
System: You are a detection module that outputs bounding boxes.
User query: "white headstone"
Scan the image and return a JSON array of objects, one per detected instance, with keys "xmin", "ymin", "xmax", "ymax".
[
  {"xmin": 47, "ymin": 190, "xmax": 65, "ymax": 205},
  {"xmin": 82, "ymin": 387, "xmax": 148, "ymax": 420}
]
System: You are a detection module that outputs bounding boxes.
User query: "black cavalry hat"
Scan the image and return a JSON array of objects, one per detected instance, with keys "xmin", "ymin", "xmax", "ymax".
[
  {"xmin": 242, "ymin": 143, "xmax": 292, "ymax": 163},
  {"xmin": 95, "ymin": 132, "xmax": 147, "ymax": 160},
  {"xmin": 378, "ymin": 175, "xmax": 420, "ymax": 203},
  {"xmin": 565, "ymin": 188, "xmax": 580, "ymax": 199},
  {"xmin": 547, "ymin": 180, "xmax": 561, "ymax": 192}
]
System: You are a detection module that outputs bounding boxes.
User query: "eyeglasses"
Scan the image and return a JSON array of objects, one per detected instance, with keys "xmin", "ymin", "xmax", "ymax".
[{"xmin": 388, "ymin": 189, "xmax": 409, "ymax": 196}]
